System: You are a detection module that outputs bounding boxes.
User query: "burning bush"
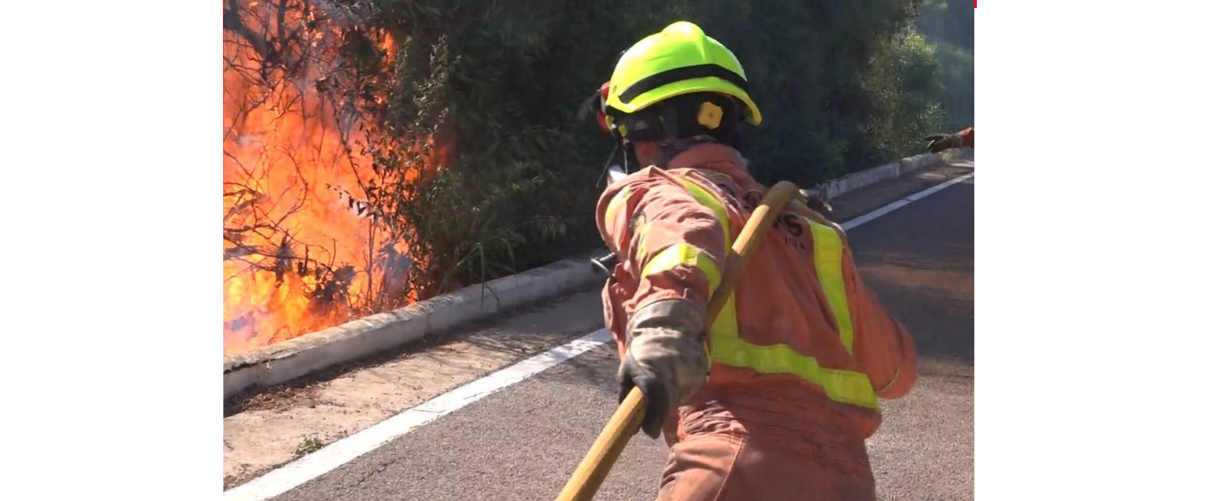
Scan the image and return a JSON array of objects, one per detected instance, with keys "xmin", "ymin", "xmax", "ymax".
[
  {"xmin": 222, "ymin": 0, "xmax": 430, "ymax": 355},
  {"xmin": 221, "ymin": 0, "xmax": 944, "ymax": 357},
  {"xmin": 223, "ymin": 0, "xmax": 606, "ymax": 357}
]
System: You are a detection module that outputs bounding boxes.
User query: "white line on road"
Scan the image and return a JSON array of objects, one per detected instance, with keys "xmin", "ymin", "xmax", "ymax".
[
  {"xmin": 224, "ymin": 329, "xmax": 614, "ymax": 501},
  {"xmin": 224, "ymin": 169, "xmax": 975, "ymax": 501},
  {"xmin": 840, "ymin": 171, "xmax": 975, "ymax": 231}
]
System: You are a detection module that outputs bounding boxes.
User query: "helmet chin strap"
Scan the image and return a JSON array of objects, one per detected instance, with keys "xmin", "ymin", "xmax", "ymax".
[
  {"xmin": 595, "ymin": 131, "xmax": 639, "ymax": 189},
  {"xmin": 596, "ymin": 103, "xmax": 646, "ymax": 186},
  {"xmin": 622, "ymin": 141, "xmax": 637, "ymax": 173}
]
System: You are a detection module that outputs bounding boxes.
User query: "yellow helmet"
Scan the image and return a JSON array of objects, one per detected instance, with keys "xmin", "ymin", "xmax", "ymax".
[{"xmin": 604, "ymin": 21, "xmax": 761, "ymax": 130}]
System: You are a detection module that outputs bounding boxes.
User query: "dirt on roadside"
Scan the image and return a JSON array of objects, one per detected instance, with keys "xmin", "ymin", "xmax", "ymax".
[{"xmin": 223, "ymin": 288, "xmax": 606, "ymax": 490}]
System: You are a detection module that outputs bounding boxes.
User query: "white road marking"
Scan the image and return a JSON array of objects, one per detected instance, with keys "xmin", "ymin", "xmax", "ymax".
[
  {"xmin": 224, "ymin": 168, "xmax": 975, "ymax": 501},
  {"xmin": 840, "ymin": 172, "xmax": 974, "ymax": 231},
  {"xmin": 224, "ymin": 329, "xmax": 613, "ymax": 501}
]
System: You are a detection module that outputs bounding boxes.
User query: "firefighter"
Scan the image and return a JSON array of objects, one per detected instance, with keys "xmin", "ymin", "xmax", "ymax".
[{"xmin": 589, "ymin": 21, "xmax": 919, "ymax": 500}]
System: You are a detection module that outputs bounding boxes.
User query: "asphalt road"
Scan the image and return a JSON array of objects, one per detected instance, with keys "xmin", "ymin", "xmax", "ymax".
[{"xmin": 271, "ymin": 173, "xmax": 975, "ymax": 501}]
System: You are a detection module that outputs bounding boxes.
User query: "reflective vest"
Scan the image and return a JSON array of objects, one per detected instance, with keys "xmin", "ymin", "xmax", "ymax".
[{"xmin": 606, "ymin": 170, "xmax": 881, "ymax": 412}]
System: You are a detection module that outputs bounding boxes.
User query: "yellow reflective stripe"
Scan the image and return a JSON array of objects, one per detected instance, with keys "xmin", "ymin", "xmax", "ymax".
[
  {"xmin": 708, "ymin": 335, "xmax": 880, "ymax": 411},
  {"xmin": 673, "ymin": 176, "xmax": 738, "ymax": 364},
  {"xmin": 641, "ymin": 243, "xmax": 722, "ymax": 285},
  {"xmin": 632, "ymin": 221, "xmax": 652, "ymax": 265},
  {"xmin": 640, "ymin": 242, "xmax": 724, "ymax": 371},
  {"xmin": 606, "ymin": 185, "xmax": 651, "ymax": 262},
  {"xmin": 640, "ymin": 174, "xmax": 877, "ymax": 412},
  {"xmin": 809, "ymin": 220, "xmax": 854, "ymax": 353},
  {"xmin": 604, "ymin": 186, "xmax": 634, "ymax": 226},
  {"xmin": 677, "ymin": 177, "xmax": 731, "ymax": 249},
  {"xmin": 710, "ymin": 297, "xmax": 738, "ymax": 375}
]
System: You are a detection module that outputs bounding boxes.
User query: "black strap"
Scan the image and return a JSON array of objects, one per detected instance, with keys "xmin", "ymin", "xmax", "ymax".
[{"xmin": 616, "ymin": 64, "xmax": 749, "ymax": 104}]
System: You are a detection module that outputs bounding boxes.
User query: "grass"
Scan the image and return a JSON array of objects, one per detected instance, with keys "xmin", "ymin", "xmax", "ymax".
[{"xmin": 296, "ymin": 435, "xmax": 325, "ymax": 456}]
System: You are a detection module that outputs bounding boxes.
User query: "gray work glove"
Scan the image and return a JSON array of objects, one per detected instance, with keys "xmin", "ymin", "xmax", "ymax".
[{"xmin": 618, "ymin": 298, "xmax": 709, "ymax": 439}]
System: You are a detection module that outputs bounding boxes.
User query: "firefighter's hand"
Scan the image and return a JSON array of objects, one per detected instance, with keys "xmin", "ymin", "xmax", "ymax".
[
  {"xmin": 617, "ymin": 299, "xmax": 708, "ymax": 439},
  {"xmin": 618, "ymin": 328, "xmax": 708, "ymax": 439},
  {"xmin": 924, "ymin": 133, "xmax": 963, "ymax": 154}
]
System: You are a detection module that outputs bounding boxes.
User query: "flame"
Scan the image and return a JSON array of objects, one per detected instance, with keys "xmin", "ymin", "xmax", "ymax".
[{"xmin": 223, "ymin": 0, "xmax": 425, "ymax": 356}]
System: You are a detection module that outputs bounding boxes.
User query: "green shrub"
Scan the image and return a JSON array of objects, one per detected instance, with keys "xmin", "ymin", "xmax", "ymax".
[
  {"xmin": 331, "ymin": 0, "xmax": 946, "ymax": 297},
  {"xmin": 916, "ymin": 0, "xmax": 975, "ymax": 130},
  {"xmin": 862, "ymin": 28, "xmax": 946, "ymax": 161}
]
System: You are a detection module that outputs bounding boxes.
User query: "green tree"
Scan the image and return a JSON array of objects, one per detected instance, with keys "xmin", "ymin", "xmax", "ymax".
[
  {"xmin": 329, "ymin": 0, "xmax": 946, "ymax": 299},
  {"xmin": 863, "ymin": 28, "xmax": 946, "ymax": 160},
  {"xmin": 915, "ymin": 0, "xmax": 975, "ymax": 130}
]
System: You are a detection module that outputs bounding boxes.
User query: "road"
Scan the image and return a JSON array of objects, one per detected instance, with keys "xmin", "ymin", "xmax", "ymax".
[{"xmin": 237, "ymin": 164, "xmax": 974, "ymax": 501}]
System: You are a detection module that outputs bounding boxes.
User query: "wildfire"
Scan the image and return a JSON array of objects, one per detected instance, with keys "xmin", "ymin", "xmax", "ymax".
[{"xmin": 223, "ymin": 0, "xmax": 422, "ymax": 356}]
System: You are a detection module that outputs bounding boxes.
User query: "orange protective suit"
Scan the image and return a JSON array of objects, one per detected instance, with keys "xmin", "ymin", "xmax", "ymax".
[
  {"xmin": 596, "ymin": 142, "xmax": 919, "ymax": 501},
  {"xmin": 958, "ymin": 126, "xmax": 975, "ymax": 148}
]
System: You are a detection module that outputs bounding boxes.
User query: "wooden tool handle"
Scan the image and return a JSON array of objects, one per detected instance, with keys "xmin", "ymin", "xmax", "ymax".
[{"xmin": 554, "ymin": 181, "xmax": 800, "ymax": 501}]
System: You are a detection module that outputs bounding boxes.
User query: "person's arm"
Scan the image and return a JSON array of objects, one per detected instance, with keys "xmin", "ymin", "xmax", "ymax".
[
  {"xmin": 596, "ymin": 168, "xmax": 730, "ymax": 338},
  {"xmin": 957, "ymin": 126, "xmax": 974, "ymax": 149},
  {"xmin": 838, "ymin": 232, "xmax": 919, "ymax": 399},
  {"xmin": 594, "ymin": 167, "xmax": 728, "ymax": 438},
  {"xmin": 924, "ymin": 126, "xmax": 974, "ymax": 154}
]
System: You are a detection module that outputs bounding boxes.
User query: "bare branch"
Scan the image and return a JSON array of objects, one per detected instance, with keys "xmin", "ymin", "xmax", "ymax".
[{"xmin": 223, "ymin": 0, "xmax": 271, "ymax": 64}]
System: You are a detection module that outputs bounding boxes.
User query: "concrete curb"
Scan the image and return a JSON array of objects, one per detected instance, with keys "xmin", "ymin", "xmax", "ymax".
[
  {"xmin": 223, "ymin": 251, "xmax": 609, "ymax": 400},
  {"xmin": 804, "ymin": 152, "xmax": 945, "ymax": 201},
  {"xmin": 223, "ymin": 150, "xmax": 951, "ymax": 401}
]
